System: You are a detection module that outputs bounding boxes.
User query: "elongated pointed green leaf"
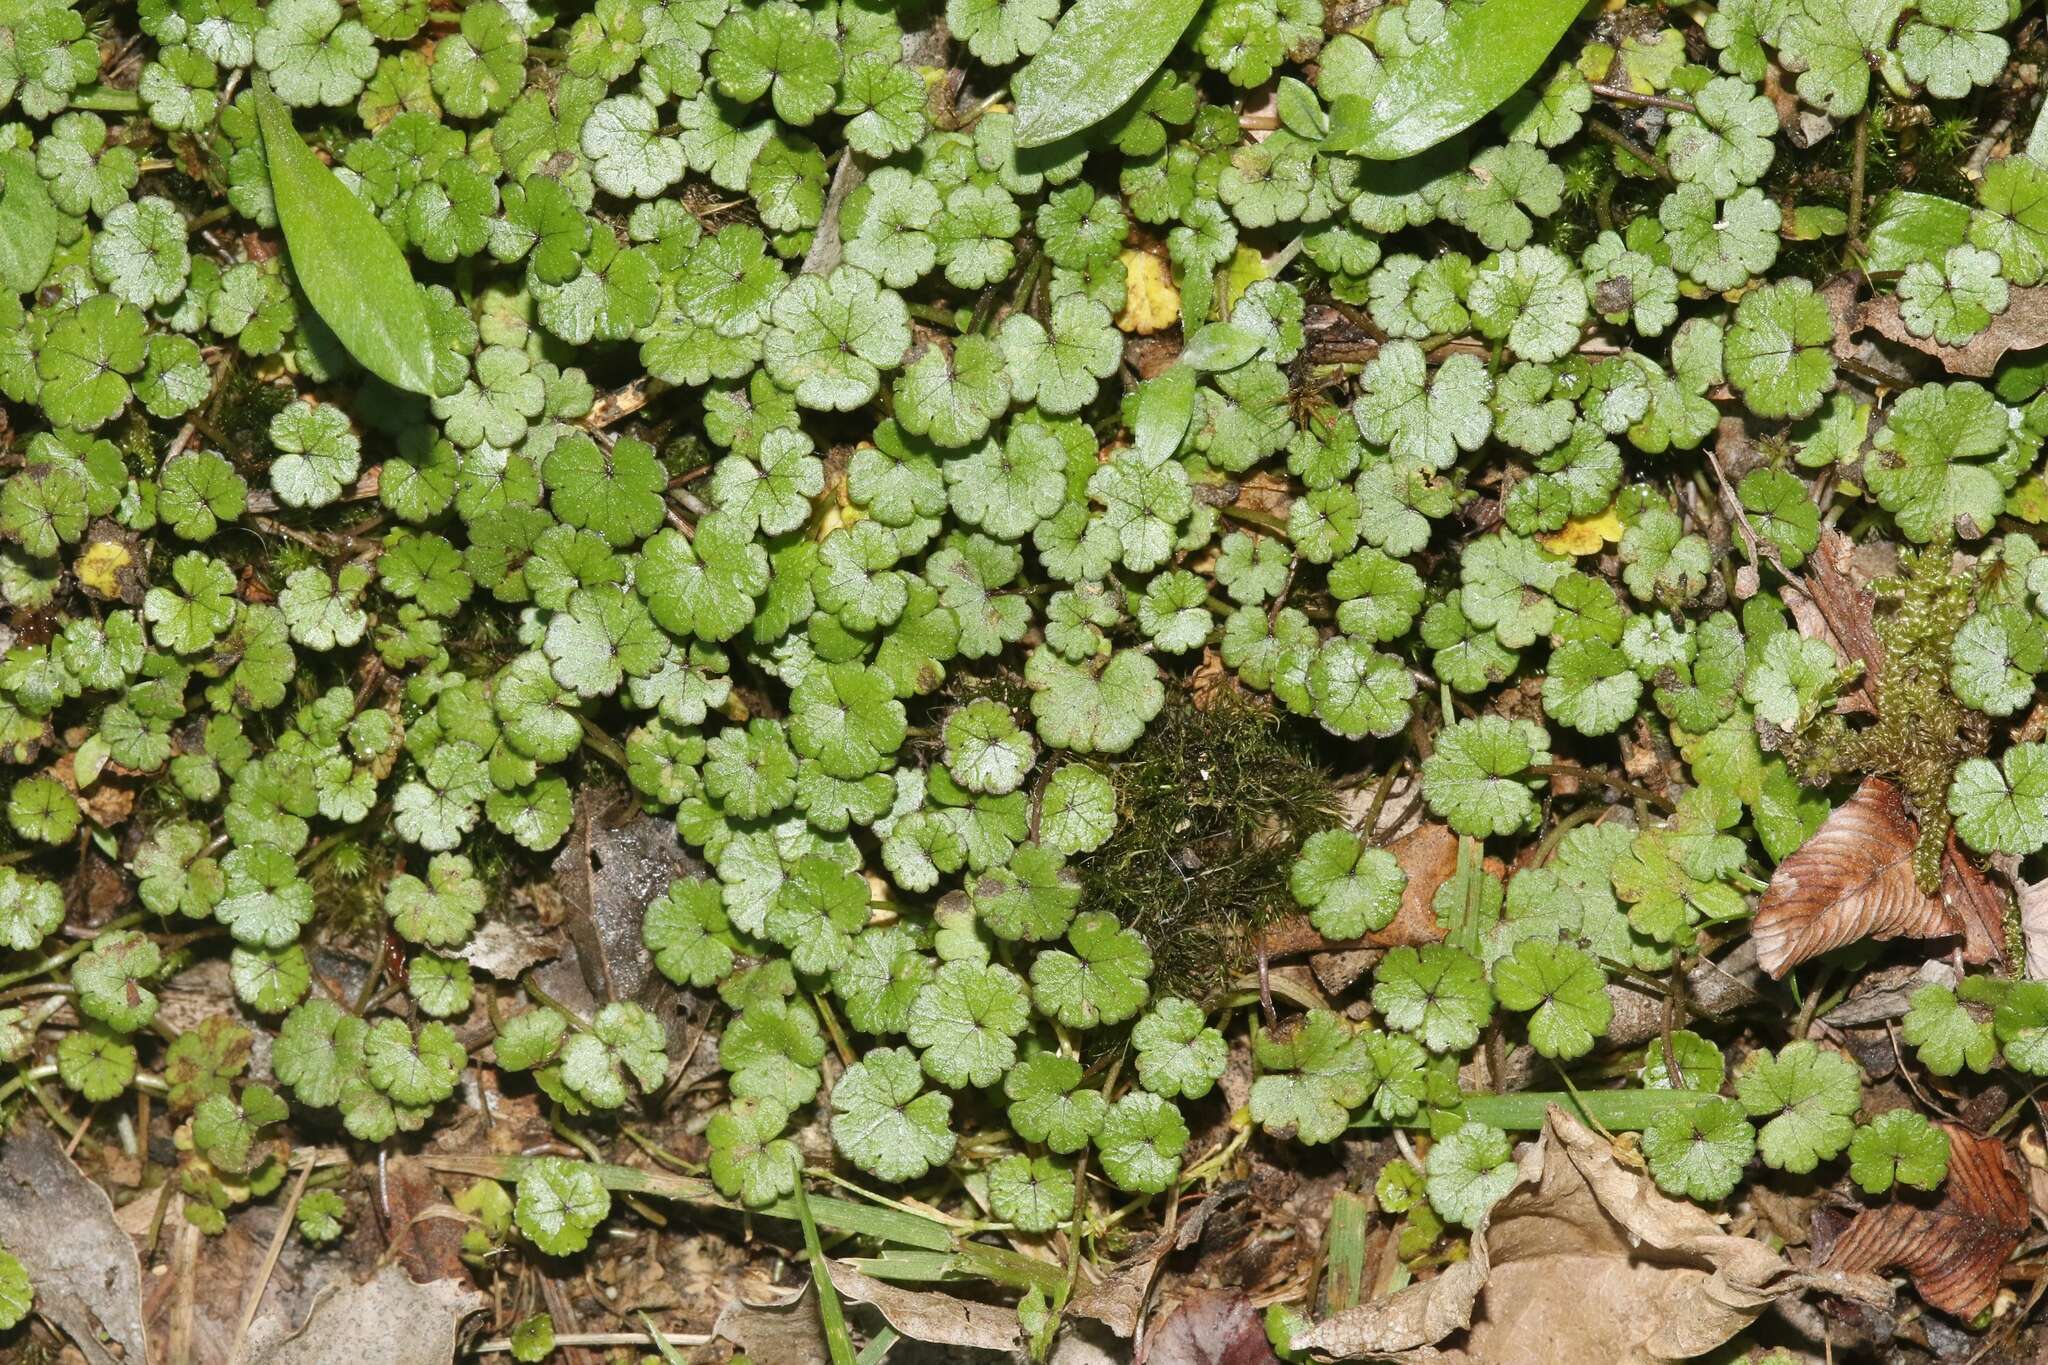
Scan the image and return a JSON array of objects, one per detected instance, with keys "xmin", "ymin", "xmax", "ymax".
[
  {"xmin": 1132, "ymin": 363, "xmax": 1196, "ymax": 462},
  {"xmin": 1324, "ymin": 0, "xmax": 1588, "ymax": 160},
  {"xmin": 253, "ymin": 82, "xmax": 438, "ymax": 395},
  {"xmin": 1351, "ymin": 1088, "xmax": 1721, "ymax": 1131},
  {"xmin": 0, "ymin": 150, "xmax": 59, "ymax": 295},
  {"xmin": 1012, "ymin": 0, "xmax": 1204, "ymax": 148}
]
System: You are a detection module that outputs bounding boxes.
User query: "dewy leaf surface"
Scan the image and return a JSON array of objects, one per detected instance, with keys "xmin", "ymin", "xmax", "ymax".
[
  {"xmin": 254, "ymin": 81, "xmax": 438, "ymax": 395},
  {"xmin": 1011, "ymin": 0, "xmax": 1204, "ymax": 148},
  {"xmin": 1323, "ymin": 0, "xmax": 1589, "ymax": 160}
]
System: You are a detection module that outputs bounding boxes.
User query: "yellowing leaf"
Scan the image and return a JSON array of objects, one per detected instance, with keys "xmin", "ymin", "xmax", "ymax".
[
  {"xmin": 1223, "ymin": 246, "xmax": 1267, "ymax": 314},
  {"xmin": 74, "ymin": 539, "xmax": 133, "ymax": 598},
  {"xmin": 2008, "ymin": 473, "xmax": 2048, "ymax": 524},
  {"xmin": 1619, "ymin": 30, "xmax": 1685, "ymax": 93},
  {"xmin": 1116, "ymin": 249, "xmax": 1178, "ymax": 334},
  {"xmin": 1538, "ymin": 505, "xmax": 1624, "ymax": 556}
]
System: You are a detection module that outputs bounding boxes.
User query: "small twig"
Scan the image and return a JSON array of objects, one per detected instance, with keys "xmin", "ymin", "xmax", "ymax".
[
  {"xmin": 471, "ymin": 1332, "xmax": 715, "ymax": 1354},
  {"xmin": 1527, "ymin": 763, "xmax": 1676, "ymax": 814},
  {"xmin": 1846, "ymin": 109, "xmax": 1871, "ymax": 255},
  {"xmin": 228, "ymin": 1151, "xmax": 316, "ymax": 1365},
  {"xmin": 1588, "ymin": 82, "xmax": 1695, "ymax": 114},
  {"xmin": 1586, "ymin": 118, "xmax": 1674, "ymax": 183}
]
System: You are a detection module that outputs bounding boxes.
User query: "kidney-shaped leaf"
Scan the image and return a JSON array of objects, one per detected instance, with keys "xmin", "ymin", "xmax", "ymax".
[
  {"xmin": 1012, "ymin": 0, "xmax": 1205, "ymax": 149},
  {"xmin": 1324, "ymin": 0, "xmax": 1588, "ymax": 161},
  {"xmin": 254, "ymin": 82, "xmax": 438, "ymax": 396}
]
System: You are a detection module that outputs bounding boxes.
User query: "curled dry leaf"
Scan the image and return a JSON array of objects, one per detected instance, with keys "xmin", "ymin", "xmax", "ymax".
[
  {"xmin": 1859, "ymin": 286, "xmax": 2048, "ymax": 378},
  {"xmin": 826, "ymin": 1261, "xmax": 1025, "ymax": 1353},
  {"xmin": 1779, "ymin": 527, "xmax": 1882, "ymax": 715},
  {"xmin": 1292, "ymin": 1107, "xmax": 1888, "ymax": 1363},
  {"xmin": 1752, "ymin": 777, "xmax": 1998, "ymax": 979},
  {"xmin": 1823, "ymin": 1124, "xmax": 2028, "ymax": 1319}
]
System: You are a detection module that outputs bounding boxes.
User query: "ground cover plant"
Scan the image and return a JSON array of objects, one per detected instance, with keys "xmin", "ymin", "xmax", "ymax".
[{"xmin": 9, "ymin": 0, "xmax": 2048, "ymax": 1360}]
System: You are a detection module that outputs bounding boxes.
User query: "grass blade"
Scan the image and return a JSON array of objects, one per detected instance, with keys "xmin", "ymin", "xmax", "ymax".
[{"xmin": 793, "ymin": 1175, "xmax": 859, "ymax": 1365}]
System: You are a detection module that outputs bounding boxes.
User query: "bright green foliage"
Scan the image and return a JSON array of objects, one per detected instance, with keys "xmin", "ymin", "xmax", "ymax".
[
  {"xmin": 1724, "ymin": 280, "xmax": 1835, "ymax": 420},
  {"xmin": 1847, "ymin": 1109, "xmax": 1950, "ymax": 1194},
  {"xmin": 1949, "ymin": 744, "xmax": 2048, "ymax": 855},
  {"xmin": 1901, "ymin": 985, "xmax": 1996, "ymax": 1076},
  {"xmin": 1249, "ymin": 1010, "xmax": 1373, "ymax": 1144},
  {"xmin": 1866, "ymin": 381, "xmax": 2018, "ymax": 542},
  {"xmin": 1288, "ymin": 830, "xmax": 1404, "ymax": 939},
  {"xmin": 1641, "ymin": 1097, "xmax": 1756, "ymax": 1201},
  {"xmin": 1421, "ymin": 716, "xmax": 1551, "ymax": 837},
  {"xmin": 830, "ymin": 1047, "xmax": 955, "ymax": 1183},
  {"xmin": 1131, "ymin": 997, "xmax": 1228, "ymax": 1100},
  {"xmin": 514, "ymin": 1157, "xmax": 611, "ymax": 1255},
  {"xmin": 1490, "ymin": 941, "xmax": 1610, "ymax": 1059},
  {"xmin": 1095, "ymin": 1091, "xmax": 1188, "ymax": 1194},
  {"xmin": 1424, "ymin": 1121, "xmax": 1517, "ymax": 1228},
  {"xmin": 0, "ymin": 0, "xmax": 2043, "ymax": 1315},
  {"xmin": 707, "ymin": 1097, "xmax": 800, "ymax": 1207},
  {"xmin": 1736, "ymin": 1042, "xmax": 1862, "ymax": 1174},
  {"xmin": 0, "ymin": 1249, "xmax": 27, "ymax": 1331},
  {"xmin": 1372, "ymin": 945, "xmax": 1494, "ymax": 1054}
]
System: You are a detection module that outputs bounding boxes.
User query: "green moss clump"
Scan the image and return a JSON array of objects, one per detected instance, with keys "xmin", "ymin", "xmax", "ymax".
[
  {"xmin": 1780, "ymin": 546, "xmax": 1988, "ymax": 888},
  {"xmin": 1076, "ymin": 689, "xmax": 1342, "ymax": 1000}
]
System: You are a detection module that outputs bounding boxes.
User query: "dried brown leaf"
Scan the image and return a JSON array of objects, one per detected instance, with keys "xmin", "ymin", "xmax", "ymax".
[
  {"xmin": 1752, "ymin": 777, "xmax": 1967, "ymax": 978},
  {"xmin": 244, "ymin": 1262, "xmax": 485, "ymax": 1365},
  {"xmin": 0, "ymin": 1119, "xmax": 149, "ymax": 1365},
  {"xmin": 1823, "ymin": 1125, "xmax": 2027, "ymax": 1318},
  {"xmin": 1143, "ymin": 1291, "xmax": 1281, "ymax": 1365},
  {"xmin": 1261, "ymin": 823, "xmax": 1456, "ymax": 956},
  {"xmin": 1068, "ymin": 1197, "xmax": 1227, "ymax": 1338},
  {"xmin": 826, "ymin": 1262, "xmax": 1025, "ymax": 1353},
  {"xmin": 1293, "ymin": 1108, "xmax": 1888, "ymax": 1362},
  {"xmin": 377, "ymin": 1156, "xmax": 471, "ymax": 1289},
  {"xmin": 1860, "ymin": 286, "xmax": 2048, "ymax": 377},
  {"xmin": 2020, "ymin": 873, "xmax": 2048, "ymax": 979},
  {"xmin": 1938, "ymin": 829, "xmax": 2010, "ymax": 967},
  {"xmin": 550, "ymin": 787, "xmax": 704, "ymax": 1005},
  {"xmin": 451, "ymin": 919, "xmax": 562, "ymax": 980},
  {"xmin": 1779, "ymin": 527, "xmax": 1882, "ymax": 714}
]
